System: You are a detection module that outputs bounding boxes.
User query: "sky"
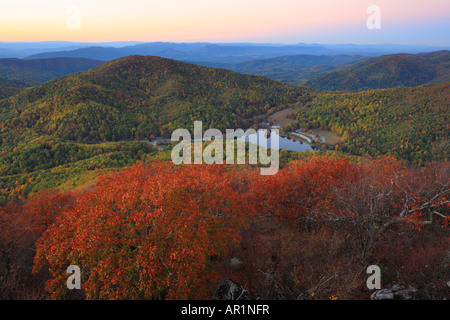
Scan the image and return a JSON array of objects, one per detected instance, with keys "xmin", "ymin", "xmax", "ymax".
[{"xmin": 0, "ymin": 0, "xmax": 449, "ymax": 45}]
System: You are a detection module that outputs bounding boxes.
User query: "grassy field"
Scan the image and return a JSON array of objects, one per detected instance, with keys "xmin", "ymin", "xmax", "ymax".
[
  {"xmin": 314, "ymin": 129, "xmax": 342, "ymax": 145},
  {"xmin": 268, "ymin": 108, "xmax": 342, "ymax": 146},
  {"xmin": 269, "ymin": 108, "xmax": 296, "ymax": 127},
  {"xmin": 56, "ymin": 168, "xmax": 115, "ymax": 193}
]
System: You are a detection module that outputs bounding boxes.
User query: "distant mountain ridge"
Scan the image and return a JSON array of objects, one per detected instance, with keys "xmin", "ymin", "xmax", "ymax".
[
  {"xmin": 23, "ymin": 42, "xmax": 450, "ymax": 65},
  {"xmin": 305, "ymin": 50, "xmax": 450, "ymax": 92},
  {"xmin": 0, "ymin": 41, "xmax": 142, "ymax": 58},
  {"xmin": 0, "ymin": 57, "xmax": 105, "ymax": 86},
  {"xmin": 25, "ymin": 43, "xmax": 333, "ymax": 64},
  {"xmin": 227, "ymin": 54, "xmax": 368, "ymax": 85},
  {"xmin": 2, "ymin": 49, "xmax": 448, "ymax": 97}
]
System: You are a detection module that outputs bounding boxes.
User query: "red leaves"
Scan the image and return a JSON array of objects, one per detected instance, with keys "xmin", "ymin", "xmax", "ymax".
[
  {"xmin": 248, "ymin": 155, "xmax": 355, "ymax": 220},
  {"xmin": 33, "ymin": 161, "xmax": 251, "ymax": 300},
  {"xmin": 248, "ymin": 155, "xmax": 449, "ymax": 257},
  {"xmin": 24, "ymin": 156, "xmax": 450, "ymax": 299}
]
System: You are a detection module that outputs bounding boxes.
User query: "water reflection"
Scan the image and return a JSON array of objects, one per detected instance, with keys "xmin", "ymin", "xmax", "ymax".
[{"xmin": 237, "ymin": 130, "xmax": 314, "ymax": 152}]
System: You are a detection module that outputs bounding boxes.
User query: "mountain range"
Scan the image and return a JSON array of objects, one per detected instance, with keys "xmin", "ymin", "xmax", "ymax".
[
  {"xmin": 0, "ymin": 54, "xmax": 448, "ymax": 204},
  {"xmin": 0, "ymin": 41, "xmax": 141, "ymax": 58},
  {"xmin": 0, "ymin": 55, "xmax": 312, "ymax": 146},
  {"xmin": 0, "ymin": 55, "xmax": 314, "ymax": 202},
  {"xmin": 227, "ymin": 54, "xmax": 368, "ymax": 85},
  {"xmin": 2, "ymin": 50, "xmax": 449, "ymax": 94},
  {"xmin": 306, "ymin": 50, "xmax": 450, "ymax": 92},
  {"xmin": 17, "ymin": 42, "xmax": 449, "ymax": 64},
  {"xmin": 0, "ymin": 57, "xmax": 105, "ymax": 86},
  {"xmin": 1, "ymin": 41, "xmax": 449, "ymax": 93}
]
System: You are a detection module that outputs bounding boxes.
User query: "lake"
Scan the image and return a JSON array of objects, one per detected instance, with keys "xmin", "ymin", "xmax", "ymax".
[{"xmin": 237, "ymin": 129, "xmax": 314, "ymax": 152}]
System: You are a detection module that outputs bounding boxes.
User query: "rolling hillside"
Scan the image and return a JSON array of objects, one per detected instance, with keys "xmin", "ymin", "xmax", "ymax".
[
  {"xmin": 0, "ymin": 57, "xmax": 105, "ymax": 86},
  {"xmin": 0, "ymin": 55, "xmax": 313, "ymax": 203},
  {"xmin": 291, "ymin": 82, "xmax": 450, "ymax": 164},
  {"xmin": 306, "ymin": 51, "xmax": 450, "ymax": 92},
  {"xmin": 0, "ymin": 78, "xmax": 27, "ymax": 99},
  {"xmin": 0, "ymin": 54, "xmax": 448, "ymax": 204},
  {"xmin": 228, "ymin": 54, "xmax": 368, "ymax": 85},
  {"xmin": 0, "ymin": 55, "xmax": 313, "ymax": 145}
]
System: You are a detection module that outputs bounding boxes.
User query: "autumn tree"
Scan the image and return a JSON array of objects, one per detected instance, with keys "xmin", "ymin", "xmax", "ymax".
[
  {"xmin": 248, "ymin": 155, "xmax": 356, "ymax": 222},
  {"xmin": 248, "ymin": 155, "xmax": 449, "ymax": 258},
  {"xmin": 233, "ymin": 155, "xmax": 449, "ymax": 299},
  {"xmin": 315, "ymin": 157, "xmax": 450, "ymax": 258},
  {"xmin": 33, "ymin": 162, "xmax": 251, "ymax": 300}
]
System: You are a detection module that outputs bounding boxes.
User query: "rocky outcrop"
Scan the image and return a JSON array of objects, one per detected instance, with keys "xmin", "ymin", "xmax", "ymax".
[
  {"xmin": 228, "ymin": 257, "xmax": 245, "ymax": 271},
  {"xmin": 370, "ymin": 284, "xmax": 419, "ymax": 300}
]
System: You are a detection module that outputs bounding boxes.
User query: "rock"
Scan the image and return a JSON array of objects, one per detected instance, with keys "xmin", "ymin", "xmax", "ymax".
[
  {"xmin": 228, "ymin": 257, "xmax": 245, "ymax": 271},
  {"xmin": 371, "ymin": 289, "xmax": 395, "ymax": 300},
  {"xmin": 370, "ymin": 284, "xmax": 418, "ymax": 300},
  {"xmin": 390, "ymin": 284, "xmax": 402, "ymax": 292},
  {"xmin": 393, "ymin": 286, "xmax": 418, "ymax": 300},
  {"xmin": 212, "ymin": 279, "xmax": 251, "ymax": 300}
]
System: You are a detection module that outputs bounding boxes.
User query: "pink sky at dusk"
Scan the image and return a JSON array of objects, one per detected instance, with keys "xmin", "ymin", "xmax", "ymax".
[{"xmin": 0, "ymin": 0, "xmax": 449, "ymax": 45}]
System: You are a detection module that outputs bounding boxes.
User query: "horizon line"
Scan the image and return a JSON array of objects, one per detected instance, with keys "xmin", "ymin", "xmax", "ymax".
[{"xmin": 1, "ymin": 40, "xmax": 449, "ymax": 47}]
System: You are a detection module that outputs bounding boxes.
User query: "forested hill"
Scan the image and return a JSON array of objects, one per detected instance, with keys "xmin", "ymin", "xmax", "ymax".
[
  {"xmin": 306, "ymin": 50, "xmax": 450, "ymax": 92},
  {"xmin": 0, "ymin": 57, "xmax": 105, "ymax": 86},
  {"xmin": 0, "ymin": 55, "xmax": 313, "ymax": 203},
  {"xmin": 0, "ymin": 78, "xmax": 27, "ymax": 99},
  {"xmin": 0, "ymin": 55, "xmax": 448, "ymax": 204},
  {"xmin": 0, "ymin": 55, "xmax": 314, "ymax": 146},
  {"xmin": 292, "ymin": 82, "xmax": 450, "ymax": 164}
]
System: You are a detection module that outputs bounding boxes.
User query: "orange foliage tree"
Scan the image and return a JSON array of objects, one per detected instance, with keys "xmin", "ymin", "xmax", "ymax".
[
  {"xmin": 28, "ymin": 156, "xmax": 449, "ymax": 300},
  {"xmin": 249, "ymin": 155, "xmax": 449, "ymax": 258},
  {"xmin": 225, "ymin": 156, "xmax": 449, "ymax": 299},
  {"xmin": 248, "ymin": 156, "xmax": 356, "ymax": 221},
  {"xmin": 33, "ymin": 162, "xmax": 251, "ymax": 300}
]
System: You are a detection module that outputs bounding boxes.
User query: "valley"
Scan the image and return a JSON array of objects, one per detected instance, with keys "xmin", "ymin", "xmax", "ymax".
[
  {"xmin": 0, "ymin": 46, "xmax": 448, "ymax": 302},
  {"xmin": 0, "ymin": 54, "xmax": 448, "ymax": 204}
]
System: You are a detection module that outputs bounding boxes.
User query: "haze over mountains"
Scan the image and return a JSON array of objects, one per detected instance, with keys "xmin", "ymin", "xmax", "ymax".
[
  {"xmin": 227, "ymin": 54, "xmax": 368, "ymax": 85},
  {"xmin": 1, "ymin": 41, "xmax": 447, "ymax": 64},
  {"xmin": 0, "ymin": 41, "xmax": 141, "ymax": 58}
]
